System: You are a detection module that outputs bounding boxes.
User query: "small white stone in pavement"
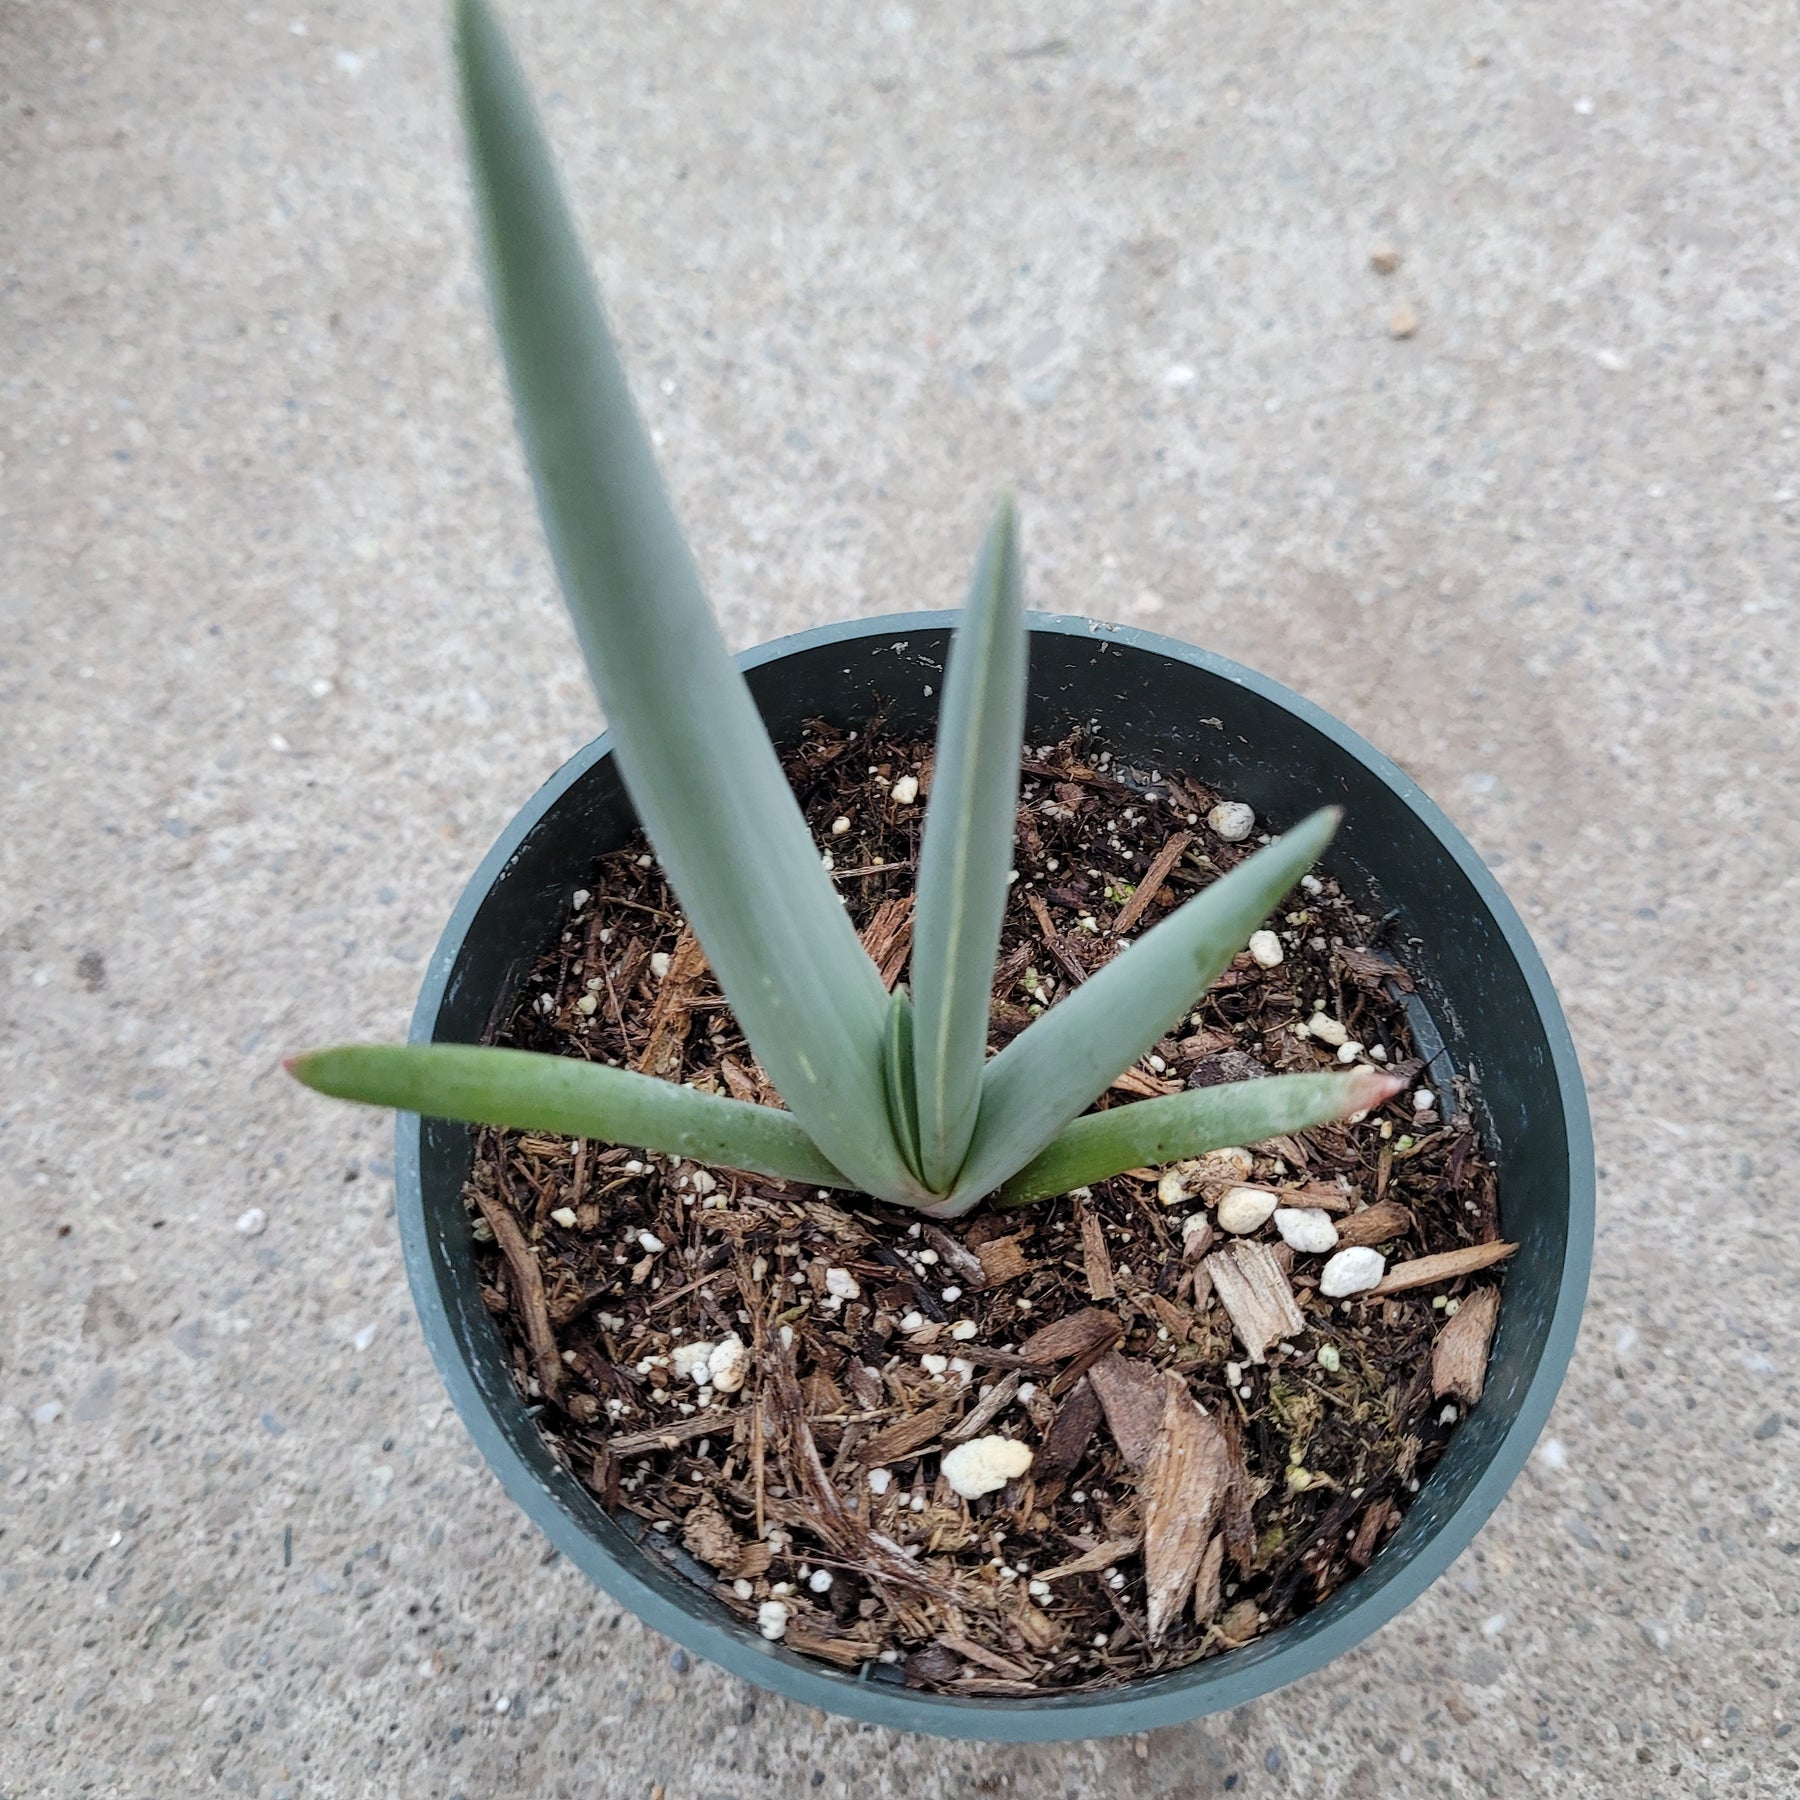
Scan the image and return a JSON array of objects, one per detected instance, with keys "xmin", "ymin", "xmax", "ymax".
[
  {"xmin": 757, "ymin": 1601, "xmax": 790, "ymax": 1641},
  {"xmin": 1307, "ymin": 1013, "xmax": 1349, "ymax": 1047},
  {"xmin": 1207, "ymin": 801, "xmax": 1255, "ymax": 842},
  {"xmin": 1216, "ymin": 1185, "xmax": 1279, "ymax": 1234},
  {"xmin": 1273, "ymin": 1207, "xmax": 1338, "ymax": 1254},
  {"xmin": 1320, "ymin": 1246, "xmax": 1386, "ymax": 1297},
  {"xmin": 824, "ymin": 1267, "xmax": 860, "ymax": 1301},
  {"xmin": 891, "ymin": 774, "xmax": 919, "ymax": 805},
  {"xmin": 235, "ymin": 1207, "xmax": 267, "ymax": 1237},
  {"xmin": 941, "ymin": 1436, "xmax": 1033, "ymax": 1499},
  {"xmin": 1247, "ymin": 929, "xmax": 1284, "ymax": 967}
]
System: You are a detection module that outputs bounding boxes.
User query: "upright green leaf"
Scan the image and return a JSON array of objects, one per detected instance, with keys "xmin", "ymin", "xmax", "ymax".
[
  {"xmin": 454, "ymin": 0, "xmax": 921, "ymax": 1204},
  {"xmin": 882, "ymin": 985, "xmax": 924, "ymax": 1182},
  {"xmin": 289, "ymin": 1044, "xmax": 847, "ymax": 1187},
  {"xmin": 946, "ymin": 806, "xmax": 1342, "ymax": 1207},
  {"xmin": 908, "ymin": 498, "xmax": 1026, "ymax": 1192},
  {"xmin": 993, "ymin": 1068, "xmax": 1404, "ymax": 1208}
]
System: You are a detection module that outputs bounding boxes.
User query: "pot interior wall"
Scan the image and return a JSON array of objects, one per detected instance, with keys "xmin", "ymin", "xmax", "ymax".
[{"xmin": 405, "ymin": 616, "xmax": 1585, "ymax": 1737}]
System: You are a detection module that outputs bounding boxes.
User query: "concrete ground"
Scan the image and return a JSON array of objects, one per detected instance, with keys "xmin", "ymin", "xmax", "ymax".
[{"xmin": 4, "ymin": 0, "xmax": 1796, "ymax": 1794}]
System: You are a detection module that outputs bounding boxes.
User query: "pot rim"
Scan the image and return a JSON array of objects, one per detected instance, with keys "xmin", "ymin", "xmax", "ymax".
[{"xmin": 395, "ymin": 609, "xmax": 1593, "ymax": 1740}]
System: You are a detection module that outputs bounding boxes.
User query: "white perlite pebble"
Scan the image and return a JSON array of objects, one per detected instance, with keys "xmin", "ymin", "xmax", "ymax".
[
  {"xmin": 1413, "ymin": 1088, "xmax": 1436, "ymax": 1112},
  {"xmin": 1216, "ymin": 1185, "xmax": 1280, "ymax": 1234},
  {"xmin": 637, "ymin": 1231, "xmax": 665, "ymax": 1253},
  {"xmin": 757, "ymin": 1601, "xmax": 790, "ymax": 1641},
  {"xmin": 707, "ymin": 1334, "xmax": 749, "ymax": 1393},
  {"xmin": 830, "ymin": 816, "xmax": 851, "ymax": 835},
  {"xmin": 891, "ymin": 774, "xmax": 919, "ymax": 805},
  {"xmin": 824, "ymin": 1267, "xmax": 860, "ymax": 1301},
  {"xmin": 235, "ymin": 1207, "xmax": 267, "ymax": 1237},
  {"xmin": 1273, "ymin": 1207, "xmax": 1339, "ymax": 1254},
  {"xmin": 941, "ymin": 1436, "xmax": 1034, "ymax": 1499},
  {"xmin": 1247, "ymin": 929, "xmax": 1284, "ymax": 968},
  {"xmin": 949, "ymin": 1319, "xmax": 978, "ymax": 1340},
  {"xmin": 649, "ymin": 951, "xmax": 672, "ymax": 980},
  {"xmin": 1320, "ymin": 1246, "xmax": 1386, "ymax": 1297},
  {"xmin": 572, "ymin": 889, "xmax": 591, "ymax": 909},
  {"xmin": 867, "ymin": 1467, "xmax": 892, "ymax": 1495},
  {"xmin": 671, "ymin": 1341, "xmax": 715, "ymax": 1384},
  {"xmin": 1208, "ymin": 801, "xmax": 1256, "ymax": 841},
  {"xmin": 1307, "ymin": 1013, "xmax": 1349, "ymax": 1048},
  {"xmin": 549, "ymin": 1207, "xmax": 579, "ymax": 1229}
]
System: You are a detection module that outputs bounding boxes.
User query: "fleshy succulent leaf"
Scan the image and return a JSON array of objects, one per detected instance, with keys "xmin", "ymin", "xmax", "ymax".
[
  {"xmin": 992, "ymin": 1068, "xmax": 1406, "ymax": 1208},
  {"xmin": 945, "ymin": 806, "xmax": 1343, "ymax": 1206},
  {"xmin": 288, "ymin": 1044, "xmax": 848, "ymax": 1187},
  {"xmin": 882, "ymin": 985, "xmax": 924, "ymax": 1182},
  {"xmin": 908, "ymin": 496, "xmax": 1026, "ymax": 1192},
  {"xmin": 454, "ymin": 0, "xmax": 920, "ymax": 1203}
]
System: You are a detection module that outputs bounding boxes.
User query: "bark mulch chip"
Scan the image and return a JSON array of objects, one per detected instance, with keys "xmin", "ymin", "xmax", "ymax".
[{"xmin": 464, "ymin": 720, "xmax": 1508, "ymax": 1692}]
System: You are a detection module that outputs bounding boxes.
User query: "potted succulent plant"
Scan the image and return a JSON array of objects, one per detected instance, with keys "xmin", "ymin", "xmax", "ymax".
[{"xmin": 288, "ymin": 0, "xmax": 1592, "ymax": 1740}]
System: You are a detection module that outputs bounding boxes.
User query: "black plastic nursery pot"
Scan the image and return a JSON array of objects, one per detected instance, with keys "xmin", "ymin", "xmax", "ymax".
[{"xmin": 394, "ymin": 611, "xmax": 1593, "ymax": 1741}]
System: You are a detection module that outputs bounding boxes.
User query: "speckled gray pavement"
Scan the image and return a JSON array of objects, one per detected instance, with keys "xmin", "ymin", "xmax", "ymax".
[{"xmin": 5, "ymin": 1, "xmax": 1797, "ymax": 1795}]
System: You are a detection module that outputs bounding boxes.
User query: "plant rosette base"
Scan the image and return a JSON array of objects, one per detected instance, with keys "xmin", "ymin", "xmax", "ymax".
[{"xmin": 395, "ymin": 612, "xmax": 1592, "ymax": 1741}]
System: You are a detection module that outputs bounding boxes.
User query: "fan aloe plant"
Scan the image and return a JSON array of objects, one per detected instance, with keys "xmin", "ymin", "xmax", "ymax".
[{"xmin": 287, "ymin": 0, "xmax": 1403, "ymax": 1217}]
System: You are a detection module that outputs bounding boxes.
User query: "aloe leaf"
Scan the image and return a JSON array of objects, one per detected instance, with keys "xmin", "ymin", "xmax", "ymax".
[
  {"xmin": 454, "ymin": 0, "xmax": 918, "ymax": 1203},
  {"xmin": 908, "ymin": 497, "xmax": 1026, "ymax": 1192},
  {"xmin": 946, "ymin": 806, "xmax": 1342, "ymax": 1207},
  {"xmin": 882, "ymin": 986, "xmax": 924, "ymax": 1181},
  {"xmin": 993, "ymin": 1068, "xmax": 1405, "ymax": 1208},
  {"xmin": 288, "ymin": 1044, "xmax": 847, "ymax": 1186}
]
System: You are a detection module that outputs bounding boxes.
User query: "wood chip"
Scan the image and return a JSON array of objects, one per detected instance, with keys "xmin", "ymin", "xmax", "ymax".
[
  {"xmin": 1111, "ymin": 830, "xmax": 1192, "ymax": 936},
  {"xmin": 1192, "ymin": 1531, "xmax": 1225, "ymax": 1623},
  {"xmin": 469, "ymin": 1149, "xmax": 562, "ymax": 1398},
  {"xmin": 1019, "ymin": 1307, "xmax": 1122, "ymax": 1365},
  {"xmin": 859, "ymin": 1397, "xmax": 959, "ymax": 1466},
  {"xmin": 1349, "ymin": 1497, "xmax": 1397, "ymax": 1567},
  {"xmin": 1087, "ymin": 1351, "xmax": 1167, "ymax": 1471},
  {"xmin": 681, "ymin": 1494, "xmax": 743, "ymax": 1570},
  {"xmin": 1334, "ymin": 1199, "xmax": 1413, "ymax": 1248},
  {"xmin": 717, "ymin": 1055, "xmax": 759, "ymax": 1104},
  {"xmin": 936, "ymin": 1634, "xmax": 1033, "ymax": 1680},
  {"xmin": 1205, "ymin": 1240, "xmax": 1305, "ymax": 1364},
  {"xmin": 1039, "ymin": 1536, "xmax": 1141, "ymax": 1581},
  {"xmin": 1109, "ymin": 1065, "xmax": 1181, "ymax": 1099},
  {"xmin": 1031, "ymin": 1376, "xmax": 1103, "ymax": 1482},
  {"xmin": 920, "ymin": 1223, "xmax": 987, "ymax": 1290},
  {"xmin": 1216, "ymin": 1410, "xmax": 1257, "ymax": 1575},
  {"xmin": 946, "ymin": 1371, "xmax": 1023, "ymax": 1444},
  {"xmin": 1078, "ymin": 1200, "xmax": 1115, "ymax": 1301},
  {"xmin": 606, "ymin": 1408, "xmax": 738, "ymax": 1457},
  {"xmin": 1336, "ymin": 943, "xmax": 1414, "ymax": 991},
  {"xmin": 1140, "ymin": 1371, "xmax": 1229, "ymax": 1642},
  {"xmin": 1431, "ymin": 1287, "xmax": 1501, "ymax": 1404},
  {"xmin": 634, "ymin": 927, "xmax": 709, "ymax": 1079},
  {"xmin": 974, "ymin": 1235, "xmax": 1032, "ymax": 1286},
  {"xmin": 1285, "ymin": 1179, "xmax": 1351, "ymax": 1215},
  {"xmin": 857, "ymin": 895, "xmax": 915, "ymax": 990},
  {"xmin": 1025, "ymin": 891, "xmax": 1090, "ymax": 988},
  {"xmin": 1374, "ymin": 1241, "xmax": 1516, "ymax": 1295},
  {"xmin": 786, "ymin": 1625, "xmax": 875, "ymax": 1668}
]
